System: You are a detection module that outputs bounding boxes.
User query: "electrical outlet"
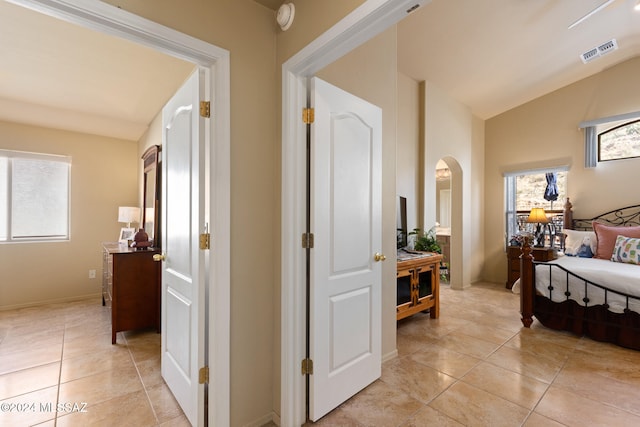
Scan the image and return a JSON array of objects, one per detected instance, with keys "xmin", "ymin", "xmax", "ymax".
[{"xmin": 89, "ymin": 269, "xmax": 96, "ymax": 279}]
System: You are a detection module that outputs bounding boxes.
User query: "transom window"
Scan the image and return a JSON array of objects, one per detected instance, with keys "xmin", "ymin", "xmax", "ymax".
[
  {"xmin": 598, "ymin": 119, "xmax": 640, "ymax": 162},
  {"xmin": 0, "ymin": 149, "xmax": 71, "ymax": 242}
]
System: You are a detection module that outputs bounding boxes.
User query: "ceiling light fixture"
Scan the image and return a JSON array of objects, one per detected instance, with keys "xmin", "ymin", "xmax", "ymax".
[
  {"xmin": 635, "ymin": 0, "xmax": 640, "ymax": 11},
  {"xmin": 568, "ymin": 0, "xmax": 615, "ymax": 29}
]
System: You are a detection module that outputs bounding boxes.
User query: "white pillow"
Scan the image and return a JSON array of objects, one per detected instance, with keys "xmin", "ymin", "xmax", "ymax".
[{"xmin": 563, "ymin": 229, "xmax": 597, "ymax": 257}]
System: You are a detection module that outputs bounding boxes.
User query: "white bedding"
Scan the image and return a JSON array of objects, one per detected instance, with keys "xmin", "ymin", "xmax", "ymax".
[{"xmin": 512, "ymin": 255, "xmax": 640, "ymax": 313}]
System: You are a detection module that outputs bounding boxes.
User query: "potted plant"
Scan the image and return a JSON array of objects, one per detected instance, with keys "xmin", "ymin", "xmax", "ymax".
[
  {"xmin": 409, "ymin": 226, "xmax": 442, "ymax": 253},
  {"xmin": 409, "ymin": 227, "xmax": 448, "ymax": 281}
]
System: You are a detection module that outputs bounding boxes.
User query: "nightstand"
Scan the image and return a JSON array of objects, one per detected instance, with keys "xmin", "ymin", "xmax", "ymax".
[{"xmin": 506, "ymin": 246, "xmax": 557, "ymax": 289}]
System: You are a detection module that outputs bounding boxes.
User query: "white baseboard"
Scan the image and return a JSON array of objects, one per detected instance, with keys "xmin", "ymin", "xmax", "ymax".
[
  {"xmin": 243, "ymin": 411, "xmax": 279, "ymax": 427},
  {"xmin": 382, "ymin": 348, "xmax": 398, "ymax": 363},
  {"xmin": 0, "ymin": 293, "xmax": 102, "ymax": 311}
]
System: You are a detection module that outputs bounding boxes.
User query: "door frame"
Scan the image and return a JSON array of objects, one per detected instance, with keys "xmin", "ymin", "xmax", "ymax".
[
  {"xmin": 280, "ymin": 1, "xmax": 428, "ymax": 425},
  {"xmin": 8, "ymin": 1, "xmax": 231, "ymax": 425}
]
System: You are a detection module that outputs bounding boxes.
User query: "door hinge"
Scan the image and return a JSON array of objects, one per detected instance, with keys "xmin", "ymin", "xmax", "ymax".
[
  {"xmin": 199, "ymin": 366, "xmax": 209, "ymax": 384},
  {"xmin": 302, "ymin": 107, "xmax": 314, "ymax": 124},
  {"xmin": 302, "ymin": 232, "xmax": 314, "ymax": 249},
  {"xmin": 200, "ymin": 101, "xmax": 211, "ymax": 118},
  {"xmin": 200, "ymin": 233, "xmax": 211, "ymax": 250},
  {"xmin": 301, "ymin": 358, "xmax": 314, "ymax": 375}
]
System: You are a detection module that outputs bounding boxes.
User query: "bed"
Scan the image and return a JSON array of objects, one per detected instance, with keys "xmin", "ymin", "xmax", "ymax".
[{"xmin": 518, "ymin": 200, "xmax": 640, "ymax": 350}]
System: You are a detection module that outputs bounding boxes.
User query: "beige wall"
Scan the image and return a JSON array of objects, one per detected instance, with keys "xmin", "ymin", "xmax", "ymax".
[
  {"xmin": 0, "ymin": 120, "xmax": 138, "ymax": 308},
  {"xmin": 423, "ymin": 82, "xmax": 485, "ymax": 288},
  {"xmin": 484, "ymin": 56, "xmax": 640, "ymax": 284},
  {"xmin": 275, "ymin": 0, "xmax": 366, "ymax": 65},
  {"xmin": 397, "ymin": 73, "xmax": 421, "ymax": 233}
]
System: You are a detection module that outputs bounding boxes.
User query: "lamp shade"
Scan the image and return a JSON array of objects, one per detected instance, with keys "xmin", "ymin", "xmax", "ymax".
[
  {"xmin": 118, "ymin": 206, "xmax": 141, "ymax": 225},
  {"xmin": 527, "ymin": 207, "xmax": 549, "ymax": 223}
]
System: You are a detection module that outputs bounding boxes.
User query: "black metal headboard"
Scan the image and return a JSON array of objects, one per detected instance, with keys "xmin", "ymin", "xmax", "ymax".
[{"xmin": 573, "ymin": 204, "xmax": 640, "ymax": 231}]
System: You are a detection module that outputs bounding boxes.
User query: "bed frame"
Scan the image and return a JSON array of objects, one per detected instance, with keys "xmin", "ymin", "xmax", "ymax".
[{"xmin": 519, "ymin": 199, "xmax": 640, "ymax": 350}]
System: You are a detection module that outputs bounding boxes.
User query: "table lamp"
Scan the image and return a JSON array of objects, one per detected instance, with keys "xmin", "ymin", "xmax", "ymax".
[{"xmin": 526, "ymin": 207, "xmax": 549, "ymax": 247}]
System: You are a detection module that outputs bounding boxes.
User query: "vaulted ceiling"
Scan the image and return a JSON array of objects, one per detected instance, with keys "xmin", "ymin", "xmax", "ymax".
[
  {"xmin": 1, "ymin": 0, "xmax": 639, "ymax": 140},
  {"xmin": 0, "ymin": 1, "xmax": 194, "ymax": 141}
]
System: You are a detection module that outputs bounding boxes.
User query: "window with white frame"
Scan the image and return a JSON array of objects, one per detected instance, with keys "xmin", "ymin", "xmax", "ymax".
[
  {"xmin": 504, "ymin": 168, "xmax": 567, "ymax": 246},
  {"xmin": 0, "ymin": 150, "xmax": 71, "ymax": 242}
]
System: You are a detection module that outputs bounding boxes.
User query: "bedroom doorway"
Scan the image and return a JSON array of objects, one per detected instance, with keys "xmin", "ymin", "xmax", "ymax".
[
  {"xmin": 280, "ymin": 1, "xmax": 429, "ymax": 425},
  {"xmin": 8, "ymin": 1, "xmax": 231, "ymax": 425}
]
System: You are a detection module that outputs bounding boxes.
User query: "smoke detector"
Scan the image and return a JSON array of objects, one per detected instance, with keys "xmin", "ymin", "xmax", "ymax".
[
  {"xmin": 580, "ymin": 38, "xmax": 618, "ymax": 64},
  {"xmin": 277, "ymin": 3, "xmax": 295, "ymax": 31}
]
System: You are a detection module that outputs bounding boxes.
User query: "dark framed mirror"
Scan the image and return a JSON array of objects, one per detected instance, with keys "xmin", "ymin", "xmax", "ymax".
[{"xmin": 142, "ymin": 145, "xmax": 161, "ymax": 248}]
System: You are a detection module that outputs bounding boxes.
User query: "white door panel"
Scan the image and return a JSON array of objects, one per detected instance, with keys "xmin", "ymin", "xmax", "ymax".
[
  {"xmin": 161, "ymin": 69, "xmax": 206, "ymax": 426},
  {"xmin": 310, "ymin": 77, "xmax": 382, "ymax": 421}
]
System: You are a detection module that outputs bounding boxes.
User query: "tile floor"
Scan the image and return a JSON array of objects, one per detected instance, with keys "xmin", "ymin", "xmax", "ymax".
[
  {"xmin": 0, "ymin": 299, "xmax": 189, "ymax": 426},
  {"xmin": 303, "ymin": 282, "xmax": 640, "ymax": 427},
  {"xmin": 3, "ymin": 282, "xmax": 640, "ymax": 427}
]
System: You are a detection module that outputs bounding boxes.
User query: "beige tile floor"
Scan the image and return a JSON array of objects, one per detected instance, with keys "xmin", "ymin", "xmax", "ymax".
[
  {"xmin": 3, "ymin": 282, "xmax": 640, "ymax": 427},
  {"xmin": 304, "ymin": 282, "xmax": 640, "ymax": 427},
  {"xmin": 0, "ymin": 299, "xmax": 189, "ymax": 426}
]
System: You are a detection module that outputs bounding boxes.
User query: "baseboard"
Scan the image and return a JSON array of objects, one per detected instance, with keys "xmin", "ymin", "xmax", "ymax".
[
  {"xmin": 0, "ymin": 293, "xmax": 102, "ymax": 312},
  {"xmin": 243, "ymin": 411, "xmax": 279, "ymax": 427},
  {"xmin": 382, "ymin": 348, "xmax": 398, "ymax": 363}
]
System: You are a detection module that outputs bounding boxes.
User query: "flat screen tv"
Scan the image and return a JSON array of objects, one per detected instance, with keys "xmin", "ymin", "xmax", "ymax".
[{"xmin": 397, "ymin": 196, "xmax": 407, "ymax": 248}]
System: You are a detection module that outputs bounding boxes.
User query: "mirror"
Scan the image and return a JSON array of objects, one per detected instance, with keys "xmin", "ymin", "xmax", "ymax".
[{"xmin": 142, "ymin": 145, "xmax": 161, "ymax": 248}]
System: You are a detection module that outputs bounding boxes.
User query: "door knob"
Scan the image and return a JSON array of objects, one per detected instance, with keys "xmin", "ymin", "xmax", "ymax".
[
  {"xmin": 374, "ymin": 252, "xmax": 386, "ymax": 262},
  {"xmin": 153, "ymin": 253, "xmax": 166, "ymax": 262}
]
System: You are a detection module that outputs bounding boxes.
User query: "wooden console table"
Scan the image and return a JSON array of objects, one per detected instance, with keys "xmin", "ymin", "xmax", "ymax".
[{"xmin": 397, "ymin": 252, "xmax": 442, "ymax": 321}]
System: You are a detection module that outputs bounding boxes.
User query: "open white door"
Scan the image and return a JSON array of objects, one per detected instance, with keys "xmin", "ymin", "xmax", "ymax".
[
  {"xmin": 309, "ymin": 77, "xmax": 383, "ymax": 421},
  {"xmin": 159, "ymin": 68, "xmax": 207, "ymax": 426}
]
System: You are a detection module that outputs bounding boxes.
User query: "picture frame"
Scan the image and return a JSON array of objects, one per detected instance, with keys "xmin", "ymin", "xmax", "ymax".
[{"xmin": 119, "ymin": 227, "xmax": 135, "ymax": 244}]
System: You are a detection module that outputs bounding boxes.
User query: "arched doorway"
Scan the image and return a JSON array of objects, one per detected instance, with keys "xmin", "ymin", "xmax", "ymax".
[{"xmin": 433, "ymin": 156, "xmax": 463, "ymax": 290}]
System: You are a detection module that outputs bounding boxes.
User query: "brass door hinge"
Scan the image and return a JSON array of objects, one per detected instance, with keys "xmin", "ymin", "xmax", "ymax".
[
  {"xmin": 200, "ymin": 233, "xmax": 211, "ymax": 250},
  {"xmin": 302, "ymin": 232, "xmax": 314, "ymax": 249},
  {"xmin": 302, "ymin": 107, "xmax": 314, "ymax": 124},
  {"xmin": 200, "ymin": 101, "xmax": 211, "ymax": 118},
  {"xmin": 301, "ymin": 358, "xmax": 313, "ymax": 375},
  {"xmin": 199, "ymin": 366, "xmax": 209, "ymax": 384}
]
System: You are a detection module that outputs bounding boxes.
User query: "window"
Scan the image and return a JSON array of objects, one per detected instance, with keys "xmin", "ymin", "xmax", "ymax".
[
  {"xmin": 0, "ymin": 150, "xmax": 71, "ymax": 242},
  {"xmin": 504, "ymin": 168, "xmax": 567, "ymax": 245},
  {"xmin": 598, "ymin": 119, "xmax": 640, "ymax": 162}
]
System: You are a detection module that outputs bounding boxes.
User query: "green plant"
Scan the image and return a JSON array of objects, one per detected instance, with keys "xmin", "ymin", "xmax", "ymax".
[{"xmin": 408, "ymin": 226, "xmax": 442, "ymax": 253}]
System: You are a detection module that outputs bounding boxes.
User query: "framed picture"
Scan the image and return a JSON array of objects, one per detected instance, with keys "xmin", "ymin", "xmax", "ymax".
[{"xmin": 119, "ymin": 227, "xmax": 135, "ymax": 244}]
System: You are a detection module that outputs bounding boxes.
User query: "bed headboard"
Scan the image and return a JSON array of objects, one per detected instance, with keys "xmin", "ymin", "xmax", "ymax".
[{"xmin": 568, "ymin": 199, "xmax": 640, "ymax": 231}]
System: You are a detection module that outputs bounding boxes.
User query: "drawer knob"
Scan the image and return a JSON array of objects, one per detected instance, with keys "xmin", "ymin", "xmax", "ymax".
[
  {"xmin": 374, "ymin": 252, "xmax": 386, "ymax": 262},
  {"xmin": 153, "ymin": 253, "xmax": 166, "ymax": 262}
]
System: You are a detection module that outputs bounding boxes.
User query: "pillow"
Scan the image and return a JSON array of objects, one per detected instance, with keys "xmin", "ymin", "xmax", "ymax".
[
  {"xmin": 592, "ymin": 221, "xmax": 640, "ymax": 260},
  {"xmin": 611, "ymin": 235, "xmax": 640, "ymax": 265},
  {"xmin": 563, "ymin": 229, "xmax": 597, "ymax": 257}
]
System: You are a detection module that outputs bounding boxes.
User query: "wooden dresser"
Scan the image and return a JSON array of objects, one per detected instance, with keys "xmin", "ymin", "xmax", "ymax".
[
  {"xmin": 506, "ymin": 246, "xmax": 557, "ymax": 289},
  {"xmin": 102, "ymin": 242, "xmax": 161, "ymax": 344},
  {"xmin": 396, "ymin": 252, "xmax": 442, "ymax": 321}
]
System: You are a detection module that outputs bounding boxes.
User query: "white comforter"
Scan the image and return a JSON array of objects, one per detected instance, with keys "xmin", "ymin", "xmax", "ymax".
[{"xmin": 512, "ymin": 255, "xmax": 640, "ymax": 313}]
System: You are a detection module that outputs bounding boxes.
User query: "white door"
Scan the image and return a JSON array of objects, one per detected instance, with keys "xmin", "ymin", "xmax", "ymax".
[
  {"xmin": 309, "ymin": 77, "xmax": 383, "ymax": 421},
  {"xmin": 160, "ymin": 68, "xmax": 207, "ymax": 426}
]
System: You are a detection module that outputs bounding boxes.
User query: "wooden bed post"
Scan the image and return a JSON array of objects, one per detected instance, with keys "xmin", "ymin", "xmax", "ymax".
[
  {"xmin": 563, "ymin": 197, "xmax": 573, "ymax": 230},
  {"xmin": 520, "ymin": 236, "xmax": 534, "ymax": 327}
]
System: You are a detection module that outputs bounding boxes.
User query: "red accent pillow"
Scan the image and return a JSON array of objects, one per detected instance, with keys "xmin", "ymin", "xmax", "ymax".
[{"xmin": 592, "ymin": 221, "xmax": 640, "ymax": 260}]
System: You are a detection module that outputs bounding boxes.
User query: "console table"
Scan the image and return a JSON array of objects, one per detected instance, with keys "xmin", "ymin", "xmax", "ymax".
[
  {"xmin": 397, "ymin": 251, "xmax": 442, "ymax": 321},
  {"xmin": 102, "ymin": 242, "xmax": 161, "ymax": 344}
]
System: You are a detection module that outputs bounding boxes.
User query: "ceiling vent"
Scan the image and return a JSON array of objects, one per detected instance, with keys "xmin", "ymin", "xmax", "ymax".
[{"xmin": 580, "ymin": 38, "xmax": 618, "ymax": 64}]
